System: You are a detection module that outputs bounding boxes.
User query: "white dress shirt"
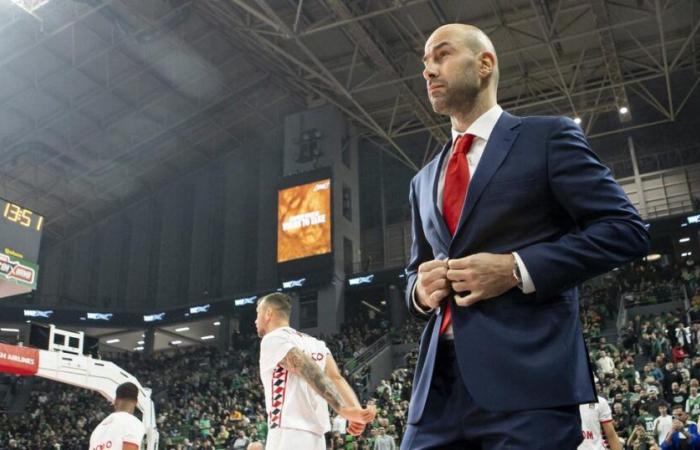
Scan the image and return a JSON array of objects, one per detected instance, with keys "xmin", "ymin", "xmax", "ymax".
[{"xmin": 412, "ymin": 104, "xmax": 535, "ymax": 334}]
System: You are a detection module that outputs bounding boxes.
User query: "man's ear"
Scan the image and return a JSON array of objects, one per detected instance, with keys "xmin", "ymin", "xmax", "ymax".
[{"xmin": 478, "ymin": 51, "xmax": 496, "ymax": 80}]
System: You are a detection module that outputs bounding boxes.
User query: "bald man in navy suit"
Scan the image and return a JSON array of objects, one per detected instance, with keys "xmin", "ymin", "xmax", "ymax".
[{"xmin": 402, "ymin": 24, "xmax": 650, "ymax": 450}]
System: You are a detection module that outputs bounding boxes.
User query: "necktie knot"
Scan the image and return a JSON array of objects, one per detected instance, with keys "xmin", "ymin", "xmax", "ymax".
[{"xmin": 454, "ymin": 133, "xmax": 475, "ymax": 156}]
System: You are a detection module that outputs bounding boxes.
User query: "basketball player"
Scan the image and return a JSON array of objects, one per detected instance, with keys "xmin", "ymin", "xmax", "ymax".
[
  {"xmin": 578, "ymin": 395, "xmax": 622, "ymax": 450},
  {"xmin": 89, "ymin": 382, "xmax": 145, "ymax": 450},
  {"xmin": 255, "ymin": 293, "xmax": 376, "ymax": 450}
]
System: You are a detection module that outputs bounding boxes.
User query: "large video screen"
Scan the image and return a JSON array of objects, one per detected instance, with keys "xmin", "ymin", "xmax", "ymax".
[{"xmin": 277, "ymin": 178, "xmax": 332, "ymax": 263}]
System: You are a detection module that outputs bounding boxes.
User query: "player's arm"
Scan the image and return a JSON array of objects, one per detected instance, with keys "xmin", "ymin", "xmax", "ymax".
[
  {"xmin": 601, "ymin": 421, "xmax": 622, "ymax": 450},
  {"xmin": 324, "ymin": 353, "xmax": 361, "ymax": 408},
  {"xmin": 280, "ymin": 347, "xmax": 375, "ymax": 424},
  {"xmin": 122, "ymin": 443, "xmax": 139, "ymax": 450},
  {"xmin": 324, "ymin": 353, "xmax": 373, "ymax": 435}
]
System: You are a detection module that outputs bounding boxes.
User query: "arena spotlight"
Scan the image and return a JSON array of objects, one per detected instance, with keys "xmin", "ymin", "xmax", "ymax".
[
  {"xmin": 679, "ymin": 237, "xmax": 691, "ymax": 243},
  {"xmin": 105, "ymin": 338, "xmax": 120, "ymax": 344},
  {"xmin": 170, "ymin": 340, "xmax": 182, "ymax": 345},
  {"xmin": 573, "ymin": 117, "xmax": 582, "ymax": 125},
  {"xmin": 619, "ymin": 106, "xmax": 629, "ymax": 115},
  {"xmin": 8, "ymin": 0, "xmax": 52, "ymax": 13},
  {"xmin": 213, "ymin": 321, "xmax": 221, "ymax": 326},
  {"xmin": 175, "ymin": 327, "xmax": 189, "ymax": 332},
  {"xmin": 645, "ymin": 253, "xmax": 662, "ymax": 262},
  {"xmin": 201, "ymin": 335, "xmax": 215, "ymax": 340}
]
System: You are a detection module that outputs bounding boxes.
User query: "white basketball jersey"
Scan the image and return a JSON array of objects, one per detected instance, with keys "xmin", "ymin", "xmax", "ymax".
[
  {"xmin": 578, "ymin": 396, "xmax": 613, "ymax": 450},
  {"xmin": 89, "ymin": 411, "xmax": 145, "ymax": 450},
  {"xmin": 259, "ymin": 327, "xmax": 331, "ymax": 436}
]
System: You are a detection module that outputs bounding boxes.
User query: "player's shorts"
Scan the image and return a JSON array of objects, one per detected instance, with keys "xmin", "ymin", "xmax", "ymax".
[{"xmin": 265, "ymin": 428, "xmax": 325, "ymax": 450}]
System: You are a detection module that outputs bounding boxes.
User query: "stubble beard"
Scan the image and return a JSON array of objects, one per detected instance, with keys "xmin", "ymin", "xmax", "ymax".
[{"xmin": 429, "ymin": 73, "xmax": 481, "ymax": 117}]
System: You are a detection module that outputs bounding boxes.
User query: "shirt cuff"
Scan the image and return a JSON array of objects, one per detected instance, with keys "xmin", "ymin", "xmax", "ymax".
[
  {"xmin": 513, "ymin": 252, "xmax": 536, "ymax": 294},
  {"xmin": 411, "ymin": 283, "xmax": 433, "ymax": 315}
]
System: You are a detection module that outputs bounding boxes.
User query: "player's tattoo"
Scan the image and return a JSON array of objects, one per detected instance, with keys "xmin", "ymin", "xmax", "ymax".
[{"xmin": 281, "ymin": 347, "xmax": 346, "ymax": 411}]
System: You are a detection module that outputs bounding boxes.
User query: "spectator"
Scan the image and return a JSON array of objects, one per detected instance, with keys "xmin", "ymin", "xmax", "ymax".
[
  {"xmin": 232, "ymin": 430, "xmax": 249, "ymax": 450},
  {"xmin": 687, "ymin": 386, "xmax": 700, "ymax": 421},
  {"xmin": 598, "ymin": 350, "xmax": 616, "ymax": 378},
  {"xmin": 654, "ymin": 404, "xmax": 674, "ymax": 446},
  {"xmin": 672, "ymin": 345, "xmax": 688, "ymax": 364},
  {"xmin": 640, "ymin": 405, "xmax": 658, "ymax": 439},
  {"xmin": 660, "ymin": 405, "xmax": 699, "ymax": 449},
  {"xmin": 372, "ymin": 427, "xmax": 397, "ymax": 450},
  {"xmin": 216, "ymin": 424, "xmax": 230, "ymax": 445},
  {"xmin": 627, "ymin": 423, "xmax": 661, "ymax": 450},
  {"xmin": 666, "ymin": 383, "xmax": 688, "ymax": 408}
]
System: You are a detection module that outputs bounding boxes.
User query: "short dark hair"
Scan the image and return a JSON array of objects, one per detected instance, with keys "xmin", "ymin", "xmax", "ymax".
[
  {"xmin": 259, "ymin": 293, "xmax": 292, "ymax": 320},
  {"xmin": 116, "ymin": 382, "xmax": 139, "ymax": 401}
]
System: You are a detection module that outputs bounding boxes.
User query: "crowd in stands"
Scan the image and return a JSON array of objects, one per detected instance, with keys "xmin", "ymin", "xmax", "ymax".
[
  {"xmin": 0, "ymin": 318, "xmax": 412, "ymax": 449},
  {"xmin": 2, "ymin": 257, "xmax": 700, "ymax": 449},
  {"xmin": 582, "ymin": 260, "xmax": 700, "ymax": 449}
]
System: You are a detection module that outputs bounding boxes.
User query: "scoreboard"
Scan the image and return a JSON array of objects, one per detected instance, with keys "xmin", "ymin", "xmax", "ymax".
[
  {"xmin": 0, "ymin": 198, "xmax": 43, "ymax": 298},
  {"xmin": 1, "ymin": 198, "xmax": 43, "ymax": 261}
]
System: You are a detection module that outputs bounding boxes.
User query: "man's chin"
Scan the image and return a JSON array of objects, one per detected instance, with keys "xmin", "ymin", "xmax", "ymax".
[{"xmin": 429, "ymin": 99, "xmax": 449, "ymax": 115}]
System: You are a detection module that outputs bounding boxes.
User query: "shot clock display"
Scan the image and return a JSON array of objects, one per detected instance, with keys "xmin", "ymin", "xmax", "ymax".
[
  {"xmin": 0, "ymin": 198, "xmax": 43, "ymax": 264},
  {"xmin": 0, "ymin": 198, "xmax": 43, "ymax": 298},
  {"xmin": 3, "ymin": 202, "xmax": 44, "ymax": 232}
]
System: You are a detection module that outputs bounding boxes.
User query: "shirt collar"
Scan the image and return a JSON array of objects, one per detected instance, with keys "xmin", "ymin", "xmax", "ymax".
[{"xmin": 450, "ymin": 104, "xmax": 503, "ymax": 143}]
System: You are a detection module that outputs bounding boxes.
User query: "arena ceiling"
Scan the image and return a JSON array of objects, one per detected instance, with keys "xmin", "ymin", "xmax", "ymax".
[{"xmin": 0, "ymin": 0, "xmax": 698, "ymax": 243}]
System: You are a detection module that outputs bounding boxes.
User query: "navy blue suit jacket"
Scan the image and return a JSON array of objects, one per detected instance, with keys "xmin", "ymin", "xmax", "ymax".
[{"xmin": 405, "ymin": 111, "xmax": 650, "ymax": 423}]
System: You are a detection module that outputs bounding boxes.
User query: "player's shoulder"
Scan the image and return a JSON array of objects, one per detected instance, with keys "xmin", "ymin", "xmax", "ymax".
[
  {"xmin": 114, "ymin": 412, "xmax": 143, "ymax": 427},
  {"xmin": 98, "ymin": 412, "xmax": 117, "ymax": 426},
  {"xmin": 261, "ymin": 326, "xmax": 304, "ymax": 346},
  {"xmin": 261, "ymin": 326, "xmax": 290, "ymax": 341},
  {"xmin": 596, "ymin": 395, "xmax": 610, "ymax": 405}
]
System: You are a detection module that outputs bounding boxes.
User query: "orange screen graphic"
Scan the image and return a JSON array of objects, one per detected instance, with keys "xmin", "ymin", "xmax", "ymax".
[{"xmin": 277, "ymin": 179, "xmax": 332, "ymax": 263}]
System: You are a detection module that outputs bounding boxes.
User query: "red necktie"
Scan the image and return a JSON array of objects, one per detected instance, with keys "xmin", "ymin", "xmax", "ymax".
[{"xmin": 440, "ymin": 133, "xmax": 475, "ymax": 335}]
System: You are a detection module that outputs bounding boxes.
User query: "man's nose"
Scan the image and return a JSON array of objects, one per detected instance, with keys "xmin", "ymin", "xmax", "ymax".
[{"xmin": 422, "ymin": 63, "xmax": 437, "ymax": 80}]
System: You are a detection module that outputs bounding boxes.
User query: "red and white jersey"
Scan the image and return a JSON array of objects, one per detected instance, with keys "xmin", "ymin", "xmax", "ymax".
[
  {"xmin": 578, "ymin": 396, "xmax": 613, "ymax": 450},
  {"xmin": 89, "ymin": 411, "xmax": 145, "ymax": 450},
  {"xmin": 259, "ymin": 327, "xmax": 331, "ymax": 436}
]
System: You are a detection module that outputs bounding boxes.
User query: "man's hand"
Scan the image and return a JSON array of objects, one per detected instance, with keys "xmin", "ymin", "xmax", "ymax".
[
  {"xmin": 415, "ymin": 259, "xmax": 450, "ymax": 310},
  {"xmin": 672, "ymin": 419, "xmax": 684, "ymax": 432},
  {"xmin": 347, "ymin": 421, "xmax": 366, "ymax": 436},
  {"xmin": 446, "ymin": 253, "xmax": 518, "ymax": 307},
  {"xmin": 338, "ymin": 404, "xmax": 376, "ymax": 424}
]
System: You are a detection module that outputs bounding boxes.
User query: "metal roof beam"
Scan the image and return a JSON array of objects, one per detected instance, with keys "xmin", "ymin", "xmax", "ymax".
[
  {"xmin": 590, "ymin": 0, "xmax": 633, "ymax": 121},
  {"xmin": 321, "ymin": 0, "xmax": 447, "ymax": 144},
  {"xmin": 202, "ymin": 0, "xmax": 420, "ymax": 171}
]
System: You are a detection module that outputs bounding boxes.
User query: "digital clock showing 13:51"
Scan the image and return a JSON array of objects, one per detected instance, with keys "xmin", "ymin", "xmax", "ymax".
[{"xmin": 3, "ymin": 201, "xmax": 43, "ymax": 232}]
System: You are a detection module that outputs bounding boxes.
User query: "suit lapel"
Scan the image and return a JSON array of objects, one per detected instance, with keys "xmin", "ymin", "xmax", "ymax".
[
  {"xmin": 431, "ymin": 139, "xmax": 453, "ymax": 248},
  {"xmin": 451, "ymin": 112, "xmax": 521, "ymax": 245}
]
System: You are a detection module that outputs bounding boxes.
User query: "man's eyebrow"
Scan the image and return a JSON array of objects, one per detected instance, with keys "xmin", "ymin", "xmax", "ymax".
[{"xmin": 422, "ymin": 41, "xmax": 452, "ymax": 63}]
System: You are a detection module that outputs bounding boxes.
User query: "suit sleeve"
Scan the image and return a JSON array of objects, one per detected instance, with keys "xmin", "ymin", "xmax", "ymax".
[
  {"xmin": 516, "ymin": 117, "xmax": 650, "ymax": 302},
  {"xmin": 404, "ymin": 178, "xmax": 434, "ymax": 320}
]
